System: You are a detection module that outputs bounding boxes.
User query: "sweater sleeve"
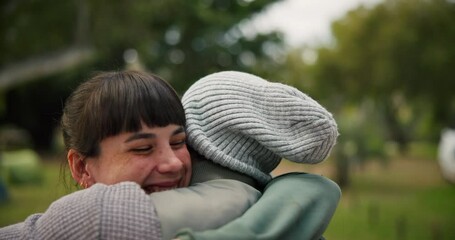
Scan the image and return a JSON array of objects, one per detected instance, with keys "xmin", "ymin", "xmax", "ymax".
[
  {"xmin": 175, "ymin": 173, "xmax": 341, "ymax": 240},
  {"xmin": 0, "ymin": 182, "xmax": 162, "ymax": 240},
  {"xmin": 150, "ymin": 179, "xmax": 261, "ymax": 240}
]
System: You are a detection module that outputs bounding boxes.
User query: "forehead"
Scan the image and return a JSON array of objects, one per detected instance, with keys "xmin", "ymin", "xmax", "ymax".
[{"xmin": 101, "ymin": 124, "xmax": 185, "ymax": 144}]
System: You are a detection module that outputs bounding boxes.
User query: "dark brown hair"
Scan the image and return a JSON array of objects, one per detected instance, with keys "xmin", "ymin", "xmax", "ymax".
[{"xmin": 61, "ymin": 70, "xmax": 185, "ymax": 158}]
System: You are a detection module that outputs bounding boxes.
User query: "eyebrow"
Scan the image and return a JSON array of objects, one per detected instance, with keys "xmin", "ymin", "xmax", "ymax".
[
  {"xmin": 173, "ymin": 126, "xmax": 186, "ymax": 135},
  {"xmin": 124, "ymin": 126, "xmax": 186, "ymax": 143},
  {"xmin": 124, "ymin": 133, "xmax": 156, "ymax": 143}
]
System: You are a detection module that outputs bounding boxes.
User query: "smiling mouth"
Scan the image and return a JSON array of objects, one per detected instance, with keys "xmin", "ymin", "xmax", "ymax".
[{"xmin": 142, "ymin": 181, "xmax": 180, "ymax": 194}]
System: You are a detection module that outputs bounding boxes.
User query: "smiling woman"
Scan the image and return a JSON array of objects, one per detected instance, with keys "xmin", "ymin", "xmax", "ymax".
[
  {"xmin": 62, "ymin": 71, "xmax": 192, "ymax": 192},
  {"xmin": 70, "ymin": 124, "xmax": 190, "ymax": 193}
]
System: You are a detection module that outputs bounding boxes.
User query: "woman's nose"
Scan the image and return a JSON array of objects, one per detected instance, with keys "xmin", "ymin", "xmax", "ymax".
[{"xmin": 156, "ymin": 148, "xmax": 183, "ymax": 173}]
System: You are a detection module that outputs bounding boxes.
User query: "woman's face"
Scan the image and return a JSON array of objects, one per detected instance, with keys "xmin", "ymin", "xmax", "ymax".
[{"xmin": 85, "ymin": 123, "xmax": 191, "ymax": 193}]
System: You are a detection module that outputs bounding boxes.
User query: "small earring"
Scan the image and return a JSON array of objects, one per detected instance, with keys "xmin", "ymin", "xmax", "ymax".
[{"xmin": 80, "ymin": 181, "xmax": 88, "ymax": 189}]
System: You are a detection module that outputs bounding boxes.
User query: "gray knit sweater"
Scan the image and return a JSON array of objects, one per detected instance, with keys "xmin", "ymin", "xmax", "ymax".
[{"xmin": 0, "ymin": 182, "xmax": 162, "ymax": 240}]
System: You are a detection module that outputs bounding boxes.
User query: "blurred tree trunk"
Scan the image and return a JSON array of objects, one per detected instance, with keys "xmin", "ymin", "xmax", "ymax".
[
  {"xmin": 383, "ymin": 102, "xmax": 409, "ymax": 154},
  {"xmin": 75, "ymin": 0, "xmax": 89, "ymax": 46},
  {"xmin": 334, "ymin": 145, "xmax": 351, "ymax": 188},
  {"xmin": 336, "ymin": 155, "xmax": 350, "ymax": 188}
]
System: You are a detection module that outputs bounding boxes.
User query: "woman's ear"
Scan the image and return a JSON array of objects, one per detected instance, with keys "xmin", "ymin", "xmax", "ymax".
[{"xmin": 68, "ymin": 149, "xmax": 93, "ymax": 188}]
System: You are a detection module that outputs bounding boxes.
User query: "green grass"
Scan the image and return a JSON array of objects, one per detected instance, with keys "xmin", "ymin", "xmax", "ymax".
[
  {"xmin": 323, "ymin": 158, "xmax": 455, "ymax": 240},
  {"xmin": 325, "ymin": 185, "xmax": 455, "ymax": 240},
  {"xmin": 0, "ymin": 161, "xmax": 72, "ymax": 226},
  {"xmin": 1, "ymin": 156, "xmax": 454, "ymax": 240}
]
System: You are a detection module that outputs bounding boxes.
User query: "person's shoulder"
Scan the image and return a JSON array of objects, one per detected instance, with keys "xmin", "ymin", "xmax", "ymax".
[{"xmin": 267, "ymin": 172, "xmax": 341, "ymax": 199}]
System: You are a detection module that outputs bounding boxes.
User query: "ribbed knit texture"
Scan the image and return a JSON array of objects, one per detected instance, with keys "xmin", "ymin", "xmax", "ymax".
[{"xmin": 182, "ymin": 71, "xmax": 339, "ymax": 185}]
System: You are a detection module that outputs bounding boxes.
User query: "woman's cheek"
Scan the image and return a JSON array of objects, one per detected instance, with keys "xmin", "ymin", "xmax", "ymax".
[{"xmin": 178, "ymin": 147, "xmax": 192, "ymax": 186}]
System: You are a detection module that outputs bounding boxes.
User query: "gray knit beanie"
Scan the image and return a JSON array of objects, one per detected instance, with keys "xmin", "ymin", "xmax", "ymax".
[{"xmin": 182, "ymin": 71, "xmax": 338, "ymax": 185}]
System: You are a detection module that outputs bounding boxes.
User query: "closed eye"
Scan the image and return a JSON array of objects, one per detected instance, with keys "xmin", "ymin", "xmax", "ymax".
[
  {"xmin": 171, "ymin": 140, "xmax": 186, "ymax": 149},
  {"xmin": 131, "ymin": 146, "xmax": 153, "ymax": 153}
]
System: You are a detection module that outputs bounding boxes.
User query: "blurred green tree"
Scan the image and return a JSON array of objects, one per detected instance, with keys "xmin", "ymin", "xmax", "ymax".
[
  {"xmin": 312, "ymin": 0, "xmax": 455, "ymax": 152},
  {"xmin": 0, "ymin": 0, "xmax": 283, "ymax": 150}
]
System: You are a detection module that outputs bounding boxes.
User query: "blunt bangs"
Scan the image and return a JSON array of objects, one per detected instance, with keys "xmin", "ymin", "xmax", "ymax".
[
  {"xmin": 82, "ymin": 71, "xmax": 185, "ymax": 149},
  {"xmin": 102, "ymin": 71, "xmax": 185, "ymax": 136}
]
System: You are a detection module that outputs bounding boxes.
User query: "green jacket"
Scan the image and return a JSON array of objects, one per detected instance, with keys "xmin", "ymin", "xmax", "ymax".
[{"xmin": 175, "ymin": 173, "xmax": 341, "ymax": 240}]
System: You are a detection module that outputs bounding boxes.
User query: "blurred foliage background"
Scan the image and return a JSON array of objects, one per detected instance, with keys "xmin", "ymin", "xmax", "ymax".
[{"xmin": 1, "ymin": 0, "xmax": 455, "ymax": 239}]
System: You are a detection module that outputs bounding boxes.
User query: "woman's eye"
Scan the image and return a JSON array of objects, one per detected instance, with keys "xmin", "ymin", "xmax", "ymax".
[
  {"xmin": 171, "ymin": 140, "xmax": 186, "ymax": 148},
  {"xmin": 131, "ymin": 146, "xmax": 152, "ymax": 153}
]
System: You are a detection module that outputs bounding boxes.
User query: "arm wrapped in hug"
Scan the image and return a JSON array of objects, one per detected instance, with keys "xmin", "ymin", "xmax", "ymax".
[{"xmin": 175, "ymin": 173, "xmax": 341, "ymax": 240}]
